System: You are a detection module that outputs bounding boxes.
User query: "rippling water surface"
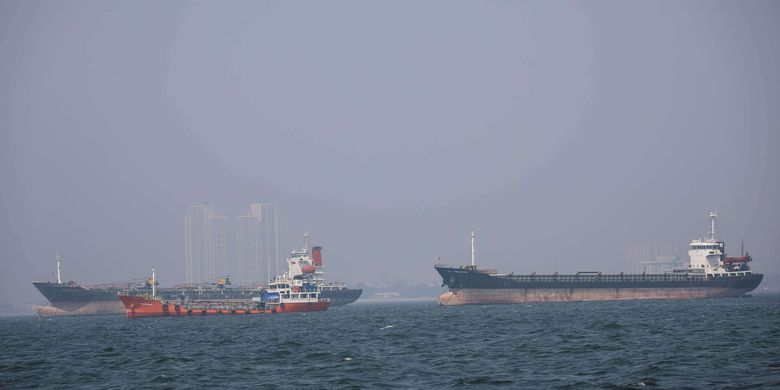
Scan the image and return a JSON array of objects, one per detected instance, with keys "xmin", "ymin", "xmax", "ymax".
[{"xmin": 2, "ymin": 295, "xmax": 779, "ymax": 389}]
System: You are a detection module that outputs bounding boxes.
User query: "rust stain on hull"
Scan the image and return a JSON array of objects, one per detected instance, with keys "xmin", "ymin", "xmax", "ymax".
[
  {"xmin": 37, "ymin": 301, "xmax": 125, "ymax": 317},
  {"xmin": 437, "ymin": 287, "xmax": 753, "ymax": 305}
]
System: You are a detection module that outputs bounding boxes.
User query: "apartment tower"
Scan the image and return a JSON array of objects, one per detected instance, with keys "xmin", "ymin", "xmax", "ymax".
[
  {"xmin": 235, "ymin": 203, "xmax": 279, "ymax": 286},
  {"xmin": 185, "ymin": 203, "xmax": 229, "ymax": 285}
]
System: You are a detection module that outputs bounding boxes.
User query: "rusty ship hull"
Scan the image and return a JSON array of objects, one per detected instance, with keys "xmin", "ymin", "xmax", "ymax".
[{"xmin": 435, "ymin": 266, "xmax": 763, "ymax": 305}]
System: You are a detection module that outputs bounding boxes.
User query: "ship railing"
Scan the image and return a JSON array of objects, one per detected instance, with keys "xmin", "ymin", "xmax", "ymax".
[
  {"xmin": 86, "ymin": 279, "xmax": 148, "ymax": 290},
  {"xmin": 162, "ymin": 300, "xmax": 263, "ymax": 312},
  {"xmin": 504, "ymin": 273, "xmax": 708, "ymax": 283},
  {"xmin": 438, "ymin": 263, "xmax": 711, "ymax": 282}
]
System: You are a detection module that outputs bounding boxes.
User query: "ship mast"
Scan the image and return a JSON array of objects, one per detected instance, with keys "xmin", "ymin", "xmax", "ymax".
[
  {"xmin": 152, "ymin": 268, "xmax": 156, "ymax": 298},
  {"xmin": 304, "ymin": 231, "xmax": 309, "ymax": 252},
  {"xmin": 709, "ymin": 211, "xmax": 717, "ymax": 241},
  {"xmin": 471, "ymin": 230, "xmax": 476, "ymax": 267},
  {"xmin": 56, "ymin": 253, "xmax": 62, "ymax": 284}
]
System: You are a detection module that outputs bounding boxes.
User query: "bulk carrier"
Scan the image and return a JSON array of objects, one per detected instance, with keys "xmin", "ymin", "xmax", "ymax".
[
  {"xmin": 32, "ymin": 254, "xmax": 140, "ymax": 316},
  {"xmin": 435, "ymin": 212, "xmax": 763, "ymax": 305}
]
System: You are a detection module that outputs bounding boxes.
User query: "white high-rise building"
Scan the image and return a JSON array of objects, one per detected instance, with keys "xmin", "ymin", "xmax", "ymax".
[
  {"xmin": 235, "ymin": 203, "xmax": 279, "ymax": 286},
  {"xmin": 236, "ymin": 212, "xmax": 261, "ymax": 286},
  {"xmin": 187, "ymin": 202, "xmax": 277, "ymax": 287},
  {"xmin": 206, "ymin": 215, "xmax": 230, "ymax": 283},
  {"xmin": 257, "ymin": 203, "xmax": 279, "ymax": 284},
  {"xmin": 185, "ymin": 203, "xmax": 209, "ymax": 285},
  {"xmin": 185, "ymin": 203, "xmax": 229, "ymax": 285}
]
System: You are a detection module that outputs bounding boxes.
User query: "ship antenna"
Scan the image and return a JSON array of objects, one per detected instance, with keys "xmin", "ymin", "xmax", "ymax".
[
  {"xmin": 709, "ymin": 211, "xmax": 717, "ymax": 241},
  {"xmin": 152, "ymin": 268, "xmax": 156, "ymax": 298},
  {"xmin": 471, "ymin": 230, "xmax": 476, "ymax": 267},
  {"xmin": 56, "ymin": 253, "xmax": 62, "ymax": 284}
]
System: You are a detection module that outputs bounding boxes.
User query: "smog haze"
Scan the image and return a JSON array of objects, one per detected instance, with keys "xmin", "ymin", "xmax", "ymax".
[{"xmin": 1, "ymin": 1, "xmax": 779, "ymax": 304}]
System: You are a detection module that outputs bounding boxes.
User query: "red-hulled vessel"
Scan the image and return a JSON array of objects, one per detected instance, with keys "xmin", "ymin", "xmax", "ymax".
[
  {"xmin": 118, "ymin": 268, "xmax": 329, "ymax": 318},
  {"xmin": 118, "ymin": 294, "xmax": 329, "ymax": 317}
]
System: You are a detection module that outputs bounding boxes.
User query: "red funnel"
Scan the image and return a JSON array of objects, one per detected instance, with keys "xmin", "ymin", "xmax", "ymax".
[{"xmin": 312, "ymin": 246, "xmax": 323, "ymax": 266}]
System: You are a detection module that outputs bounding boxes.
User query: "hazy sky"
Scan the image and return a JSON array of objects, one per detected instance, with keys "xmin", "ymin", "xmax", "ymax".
[{"xmin": 1, "ymin": 1, "xmax": 778, "ymax": 303}]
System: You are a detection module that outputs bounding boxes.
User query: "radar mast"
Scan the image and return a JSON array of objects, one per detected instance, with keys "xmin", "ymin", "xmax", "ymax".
[
  {"xmin": 708, "ymin": 211, "xmax": 717, "ymax": 241},
  {"xmin": 471, "ymin": 231, "xmax": 476, "ymax": 267}
]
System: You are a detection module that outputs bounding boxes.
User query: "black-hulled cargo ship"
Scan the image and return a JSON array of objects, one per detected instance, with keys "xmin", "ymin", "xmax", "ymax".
[
  {"xmin": 33, "ymin": 281, "xmax": 130, "ymax": 316},
  {"xmin": 436, "ymin": 213, "xmax": 763, "ymax": 305},
  {"xmin": 33, "ymin": 280, "xmax": 124, "ymax": 303},
  {"xmin": 32, "ymin": 255, "xmax": 136, "ymax": 316},
  {"xmin": 320, "ymin": 284, "xmax": 363, "ymax": 307}
]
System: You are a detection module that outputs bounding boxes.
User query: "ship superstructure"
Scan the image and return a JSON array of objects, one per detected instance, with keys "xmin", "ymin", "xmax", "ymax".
[
  {"xmin": 274, "ymin": 233, "xmax": 362, "ymax": 306},
  {"xmin": 687, "ymin": 211, "xmax": 754, "ymax": 277},
  {"xmin": 435, "ymin": 212, "xmax": 763, "ymax": 305}
]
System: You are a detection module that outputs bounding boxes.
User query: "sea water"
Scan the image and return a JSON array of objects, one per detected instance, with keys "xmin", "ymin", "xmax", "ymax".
[{"xmin": 1, "ymin": 295, "xmax": 779, "ymax": 389}]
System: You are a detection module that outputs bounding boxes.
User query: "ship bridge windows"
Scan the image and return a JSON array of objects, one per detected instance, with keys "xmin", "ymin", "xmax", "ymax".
[{"xmin": 692, "ymin": 244, "xmax": 722, "ymax": 250}]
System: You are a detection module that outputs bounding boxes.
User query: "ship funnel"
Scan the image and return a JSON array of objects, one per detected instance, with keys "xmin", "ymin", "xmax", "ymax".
[{"xmin": 312, "ymin": 246, "xmax": 323, "ymax": 266}]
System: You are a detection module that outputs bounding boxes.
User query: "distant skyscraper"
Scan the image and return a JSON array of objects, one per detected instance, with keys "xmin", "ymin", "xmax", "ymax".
[
  {"xmin": 257, "ymin": 203, "xmax": 279, "ymax": 284},
  {"xmin": 206, "ymin": 214, "xmax": 230, "ymax": 283},
  {"xmin": 185, "ymin": 203, "xmax": 229, "ymax": 285},
  {"xmin": 185, "ymin": 203, "xmax": 209, "ymax": 285},
  {"xmin": 187, "ymin": 202, "xmax": 276, "ymax": 286},
  {"xmin": 236, "ymin": 211, "xmax": 261, "ymax": 286},
  {"xmin": 626, "ymin": 243, "xmax": 682, "ymax": 274},
  {"xmin": 235, "ymin": 203, "xmax": 279, "ymax": 286}
]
